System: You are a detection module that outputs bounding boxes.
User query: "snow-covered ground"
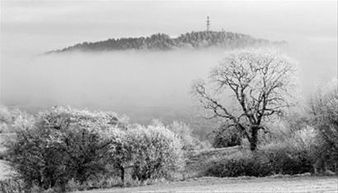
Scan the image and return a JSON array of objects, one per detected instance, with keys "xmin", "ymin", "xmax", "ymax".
[{"xmin": 77, "ymin": 176, "xmax": 338, "ymax": 193}]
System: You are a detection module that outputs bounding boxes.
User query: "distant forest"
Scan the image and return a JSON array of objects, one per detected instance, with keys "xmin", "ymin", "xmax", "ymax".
[{"xmin": 48, "ymin": 31, "xmax": 285, "ymax": 53}]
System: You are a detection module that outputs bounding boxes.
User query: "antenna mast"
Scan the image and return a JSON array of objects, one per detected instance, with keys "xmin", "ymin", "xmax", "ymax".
[{"xmin": 206, "ymin": 16, "xmax": 210, "ymax": 32}]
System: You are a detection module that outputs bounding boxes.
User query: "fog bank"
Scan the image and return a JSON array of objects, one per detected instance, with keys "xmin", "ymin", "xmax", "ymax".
[{"xmin": 1, "ymin": 39, "xmax": 336, "ymax": 112}]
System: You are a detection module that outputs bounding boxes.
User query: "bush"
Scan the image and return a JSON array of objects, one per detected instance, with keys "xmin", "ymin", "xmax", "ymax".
[
  {"xmin": 168, "ymin": 121, "xmax": 207, "ymax": 151},
  {"xmin": 0, "ymin": 179, "xmax": 25, "ymax": 193},
  {"xmin": 5, "ymin": 106, "xmax": 187, "ymax": 191},
  {"xmin": 258, "ymin": 122, "xmax": 315, "ymax": 175},
  {"xmin": 106, "ymin": 122, "xmax": 185, "ymax": 182},
  {"xmin": 5, "ymin": 106, "xmax": 120, "ymax": 191},
  {"xmin": 130, "ymin": 124, "xmax": 184, "ymax": 181},
  {"xmin": 0, "ymin": 106, "xmax": 11, "ymax": 133},
  {"xmin": 205, "ymin": 150, "xmax": 272, "ymax": 177},
  {"xmin": 0, "ymin": 106, "xmax": 33, "ymax": 134},
  {"xmin": 205, "ymin": 145, "xmax": 313, "ymax": 178},
  {"xmin": 104, "ymin": 128, "xmax": 132, "ymax": 184},
  {"xmin": 205, "ymin": 125, "xmax": 317, "ymax": 178},
  {"xmin": 211, "ymin": 124, "xmax": 242, "ymax": 148},
  {"xmin": 259, "ymin": 142, "xmax": 312, "ymax": 175},
  {"xmin": 309, "ymin": 85, "xmax": 338, "ymax": 172},
  {"xmin": 258, "ymin": 116, "xmax": 320, "ymax": 174}
]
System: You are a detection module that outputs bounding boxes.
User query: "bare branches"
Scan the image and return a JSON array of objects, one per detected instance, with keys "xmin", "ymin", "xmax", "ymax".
[
  {"xmin": 192, "ymin": 49, "xmax": 295, "ymax": 151},
  {"xmin": 192, "ymin": 80, "xmax": 236, "ymax": 121}
]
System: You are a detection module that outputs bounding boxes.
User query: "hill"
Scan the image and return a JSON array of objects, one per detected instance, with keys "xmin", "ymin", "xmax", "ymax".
[{"xmin": 48, "ymin": 31, "xmax": 285, "ymax": 53}]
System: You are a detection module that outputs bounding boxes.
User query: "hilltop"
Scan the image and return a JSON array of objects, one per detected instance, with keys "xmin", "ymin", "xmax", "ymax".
[{"xmin": 47, "ymin": 31, "xmax": 285, "ymax": 53}]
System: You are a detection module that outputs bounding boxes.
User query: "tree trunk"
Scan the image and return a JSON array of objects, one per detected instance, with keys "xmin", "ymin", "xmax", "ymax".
[
  {"xmin": 250, "ymin": 127, "xmax": 259, "ymax": 151},
  {"xmin": 119, "ymin": 165, "xmax": 125, "ymax": 185}
]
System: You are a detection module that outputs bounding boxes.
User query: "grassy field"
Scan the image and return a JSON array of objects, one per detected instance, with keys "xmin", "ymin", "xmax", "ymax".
[
  {"xmin": 75, "ymin": 176, "xmax": 338, "ymax": 193},
  {"xmin": 184, "ymin": 146, "xmax": 241, "ymax": 178}
]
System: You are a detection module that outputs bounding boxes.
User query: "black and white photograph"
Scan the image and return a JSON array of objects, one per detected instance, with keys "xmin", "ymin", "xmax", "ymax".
[{"xmin": 0, "ymin": 0, "xmax": 337, "ymax": 192}]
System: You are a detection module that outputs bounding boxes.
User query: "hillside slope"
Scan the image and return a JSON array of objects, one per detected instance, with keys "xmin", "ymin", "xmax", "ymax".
[{"xmin": 48, "ymin": 31, "xmax": 285, "ymax": 53}]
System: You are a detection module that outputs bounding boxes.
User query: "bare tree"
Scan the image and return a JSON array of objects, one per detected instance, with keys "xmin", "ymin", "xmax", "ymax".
[{"xmin": 192, "ymin": 49, "xmax": 295, "ymax": 151}]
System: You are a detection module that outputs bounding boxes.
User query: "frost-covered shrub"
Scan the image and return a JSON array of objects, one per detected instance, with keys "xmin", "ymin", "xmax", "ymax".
[
  {"xmin": 258, "ymin": 120, "xmax": 315, "ymax": 175},
  {"xmin": 211, "ymin": 123, "xmax": 242, "ymax": 148},
  {"xmin": 0, "ymin": 107, "xmax": 33, "ymax": 159},
  {"xmin": 205, "ymin": 143, "xmax": 312, "ymax": 177},
  {"xmin": 6, "ymin": 106, "xmax": 186, "ymax": 191},
  {"xmin": 168, "ymin": 121, "xmax": 206, "ymax": 151},
  {"xmin": 128, "ymin": 123, "xmax": 184, "ymax": 181},
  {"xmin": 0, "ymin": 106, "xmax": 11, "ymax": 133},
  {"xmin": 0, "ymin": 105, "xmax": 33, "ymax": 133},
  {"xmin": 5, "ymin": 106, "xmax": 120, "ymax": 191},
  {"xmin": 259, "ymin": 142, "xmax": 312, "ymax": 175},
  {"xmin": 205, "ymin": 150, "xmax": 272, "ymax": 177},
  {"xmin": 309, "ymin": 85, "xmax": 338, "ymax": 172},
  {"xmin": 205, "ymin": 124, "xmax": 316, "ymax": 177},
  {"xmin": 104, "ymin": 129, "xmax": 132, "ymax": 184},
  {"xmin": 105, "ymin": 121, "xmax": 185, "ymax": 183},
  {"xmin": 0, "ymin": 179, "xmax": 25, "ymax": 193},
  {"xmin": 294, "ymin": 126, "xmax": 323, "ymax": 160}
]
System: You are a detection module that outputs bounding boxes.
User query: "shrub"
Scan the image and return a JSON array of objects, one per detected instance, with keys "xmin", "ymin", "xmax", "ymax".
[
  {"xmin": 309, "ymin": 85, "xmax": 338, "ymax": 172},
  {"xmin": 127, "ymin": 123, "xmax": 184, "ymax": 181},
  {"xmin": 5, "ymin": 106, "xmax": 186, "ymax": 191},
  {"xmin": 259, "ymin": 142, "xmax": 312, "ymax": 175},
  {"xmin": 205, "ymin": 144, "xmax": 313, "ymax": 178},
  {"xmin": 258, "ymin": 122, "xmax": 315, "ymax": 175},
  {"xmin": 104, "ymin": 121, "xmax": 185, "ymax": 183},
  {"xmin": 205, "ymin": 124, "xmax": 316, "ymax": 178},
  {"xmin": 0, "ymin": 106, "xmax": 11, "ymax": 133},
  {"xmin": 104, "ymin": 129, "xmax": 132, "ymax": 184},
  {"xmin": 205, "ymin": 150, "xmax": 272, "ymax": 177},
  {"xmin": 168, "ymin": 121, "xmax": 206, "ymax": 151},
  {"xmin": 0, "ymin": 179, "xmax": 25, "ymax": 193},
  {"xmin": 211, "ymin": 124, "xmax": 242, "ymax": 148},
  {"xmin": 5, "ymin": 106, "xmax": 120, "ymax": 191},
  {"xmin": 0, "ymin": 106, "xmax": 33, "ymax": 134}
]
